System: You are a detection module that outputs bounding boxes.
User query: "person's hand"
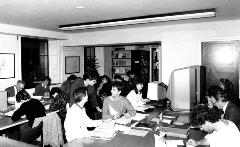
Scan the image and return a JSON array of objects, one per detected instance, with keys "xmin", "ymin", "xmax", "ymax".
[
  {"xmin": 186, "ymin": 139, "xmax": 197, "ymax": 147},
  {"xmin": 124, "ymin": 113, "xmax": 130, "ymax": 118},
  {"xmin": 96, "ymin": 106, "xmax": 102, "ymax": 112},
  {"xmin": 113, "ymin": 114, "xmax": 120, "ymax": 120}
]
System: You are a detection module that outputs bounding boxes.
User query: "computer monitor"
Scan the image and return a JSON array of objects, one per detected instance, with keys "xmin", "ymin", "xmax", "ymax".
[
  {"xmin": 147, "ymin": 82, "xmax": 167, "ymax": 101},
  {"xmin": 166, "ymin": 66, "xmax": 206, "ymax": 111},
  {"xmin": 0, "ymin": 91, "xmax": 8, "ymax": 112}
]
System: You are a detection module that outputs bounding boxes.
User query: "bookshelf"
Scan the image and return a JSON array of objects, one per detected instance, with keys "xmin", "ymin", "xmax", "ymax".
[{"xmin": 112, "ymin": 50, "xmax": 150, "ymax": 82}]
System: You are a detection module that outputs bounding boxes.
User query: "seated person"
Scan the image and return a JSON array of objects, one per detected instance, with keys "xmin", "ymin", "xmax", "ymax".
[
  {"xmin": 15, "ymin": 90, "xmax": 31, "ymax": 109},
  {"xmin": 64, "ymin": 87, "xmax": 102, "ymax": 142},
  {"xmin": 113, "ymin": 74, "xmax": 132, "ymax": 97},
  {"xmin": 102, "ymin": 81, "xmax": 136, "ymax": 120},
  {"xmin": 208, "ymin": 85, "xmax": 240, "ymax": 131},
  {"xmin": 12, "ymin": 91, "xmax": 46, "ymax": 127},
  {"xmin": 126, "ymin": 78, "xmax": 149, "ymax": 109},
  {"xmin": 49, "ymin": 87, "xmax": 69, "ymax": 122},
  {"xmin": 34, "ymin": 76, "xmax": 51, "ymax": 97},
  {"xmin": 186, "ymin": 105, "xmax": 240, "ymax": 147},
  {"xmin": 5, "ymin": 80, "xmax": 25, "ymax": 97}
]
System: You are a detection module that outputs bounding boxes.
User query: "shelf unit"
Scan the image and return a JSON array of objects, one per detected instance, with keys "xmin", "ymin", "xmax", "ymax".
[{"xmin": 112, "ymin": 50, "xmax": 150, "ymax": 82}]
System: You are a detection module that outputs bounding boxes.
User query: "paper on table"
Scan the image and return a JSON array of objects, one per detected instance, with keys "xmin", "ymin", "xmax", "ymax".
[
  {"xmin": 4, "ymin": 110, "xmax": 15, "ymax": 116},
  {"xmin": 123, "ymin": 128, "xmax": 149, "ymax": 137},
  {"xmin": 131, "ymin": 113, "xmax": 150, "ymax": 121},
  {"xmin": 161, "ymin": 118, "xmax": 172, "ymax": 124},
  {"xmin": 114, "ymin": 124, "xmax": 131, "ymax": 132},
  {"xmin": 166, "ymin": 140, "xmax": 184, "ymax": 147}
]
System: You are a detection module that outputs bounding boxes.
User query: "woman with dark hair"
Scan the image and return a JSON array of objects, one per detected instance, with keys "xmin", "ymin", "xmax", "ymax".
[
  {"xmin": 12, "ymin": 90, "xmax": 46, "ymax": 127},
  {"xmin": 49, "ymin": 87, "xmax": 69, "ymax": 122},
  {"xmin": 96, "ymin": 75, "xmax": 112, "ymax": 102},
  {"xmin": 126, "ymin": 79, "xmax": 149, "ymax": 109}
]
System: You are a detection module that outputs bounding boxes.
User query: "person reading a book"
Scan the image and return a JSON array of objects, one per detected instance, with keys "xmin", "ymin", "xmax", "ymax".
[
  {"xmin": 126, "ymin": 78, "xmax": 149, "ymax": 109},
  {"xmin": 64, "ymin": 87, "xmax": 102, "ymax": 142},
  {"xmin": 102, "ymin": 81, "xmax": 136, "ymax": 120},
  {"xmin": 186, "ymin": 105, "xmax": 240, "ymax": 147}
]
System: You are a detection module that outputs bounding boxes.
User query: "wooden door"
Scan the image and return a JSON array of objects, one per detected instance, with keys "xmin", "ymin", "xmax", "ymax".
[{"xmin": 202, "ymin": 41, "xmax": 239, "ymax": 102}]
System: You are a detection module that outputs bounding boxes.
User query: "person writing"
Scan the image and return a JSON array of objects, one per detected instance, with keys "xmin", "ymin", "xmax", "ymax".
[
  {"xmin": 64, "ymin": 87, "xmax": 102, "ymax": 142},
  {"xmin": 102, "ymin": 81, "xmax": 136, "ymax": 120},
  {"xmin": 186, "ymin": 105, "xmax": 240, "ymax": 147}
]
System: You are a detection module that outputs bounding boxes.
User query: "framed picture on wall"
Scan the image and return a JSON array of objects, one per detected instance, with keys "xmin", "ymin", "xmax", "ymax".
[
  {"xmin": 65, "ymin": 56, "xmax": 80, "ymax": 74},
  {"xmin": 0, "ymin": 53, "xmax": 15, "ymax": 79}
]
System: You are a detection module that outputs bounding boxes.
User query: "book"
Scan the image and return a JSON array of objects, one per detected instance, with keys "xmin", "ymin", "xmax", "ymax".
[{"xmin": 157, "ymin": 125, "xmax": 189, "ymax": 138}]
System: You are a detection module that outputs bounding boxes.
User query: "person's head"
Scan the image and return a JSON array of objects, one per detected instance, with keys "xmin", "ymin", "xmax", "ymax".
[
  {"xmin": 67, "ymin": 74, "xmax": 77, "ymax": 82},
  {"xmin": 101, "ymin": 75, "xmax": 111, "ymax": 84},
  {"xmin": 73, "ymin": 87, "xmax": 88, "ymax": 106},
  {"xmin": 16, "ymin": 80, "xmax": 25, "ymax": 92},
  {"xmin": 134, "ymin": 78, "xmax": 144, "ymax": 92},
  {"xmin": 83, "ymin": 72, "xmax": 98, "ymax": 86},
  {"xmin": 126, "ymin": 70, "xmax": 135, "ymax": 79},
  {"xmin": 190, "ymin": 104, "xmax": 222, "ymax": 133},
  {"xmin": 113, "ymin": 74, "xmax": 123, "ymax": 82},
  {"xmin": 111, "ymin": 81, "xmax": 124, "ymax": 97},
  {"xmin": 16, "ymin": 90, "xmax": 31, "ymax": 103},
  {"xmin": 42, "ymin": 76, "xmax": 51, "ymax": 87},
  {"xmin": 219, "ymin": 78, "xmax": 233, "ymax": 91},
  {"xmin": 50, "ymin": 87, "xmax": 63, "ymax": 98},
  {"xmin": 207, "ymin": 85, "xmax": 227, "ymax": 109}
]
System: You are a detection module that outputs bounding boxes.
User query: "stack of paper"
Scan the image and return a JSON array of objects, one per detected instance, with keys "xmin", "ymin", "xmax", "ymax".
[{"xmin": 91, "ymin": 120, "xmax": 116, "ymax": 140}]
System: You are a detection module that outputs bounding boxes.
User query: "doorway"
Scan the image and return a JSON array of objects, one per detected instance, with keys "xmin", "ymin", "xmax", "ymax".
[{"xmin": 202, "ymin": 41, "xmax": 239, "ymax": 102}]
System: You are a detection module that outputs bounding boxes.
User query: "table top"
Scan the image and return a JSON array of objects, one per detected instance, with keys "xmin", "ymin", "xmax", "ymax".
[
  {"xmin": 0, "ymin": 98, "xmax": 53, "ymax": 131},
  {"xmin": 64, "ymin": 130, "xmax": 155, "ymax": 147},
  {"xmin": 0, "ymin": 137, "xmax": 38, "ymax": 147},
  {"xmin": 64, "ymin": 101, "xmax": 191, "ymax": 147}
]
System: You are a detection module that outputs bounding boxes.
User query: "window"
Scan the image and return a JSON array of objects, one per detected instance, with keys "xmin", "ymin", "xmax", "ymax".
[{"xmin": 21, "ymin": 37, "xmax": 49, "ymax": 88}]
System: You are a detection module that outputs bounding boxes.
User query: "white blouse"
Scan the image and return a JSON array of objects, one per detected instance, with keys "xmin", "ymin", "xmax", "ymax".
[{"xmin": 126, "ymin": 90, "xmax": 144, "ymax": 109}]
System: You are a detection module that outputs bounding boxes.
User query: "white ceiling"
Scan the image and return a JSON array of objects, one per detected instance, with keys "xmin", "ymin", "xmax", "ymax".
[{"xmin": 0, "ymin": 0, "xmax": 240, "ymax": 32}]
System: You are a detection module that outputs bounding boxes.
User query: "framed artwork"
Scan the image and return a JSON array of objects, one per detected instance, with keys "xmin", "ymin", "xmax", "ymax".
[
  {"xmin": 0, "ymin": 53, "xmax": 15, "ymax": 79},
  {"xmin": 65, "ymin": 56, "xmax": 80, "ymax": 74}
]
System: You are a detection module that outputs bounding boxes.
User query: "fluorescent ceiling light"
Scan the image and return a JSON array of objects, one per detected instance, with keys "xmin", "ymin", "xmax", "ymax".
[{"xmin": 59, "ymin": 9, "xmax": 216, "ymax": 31}]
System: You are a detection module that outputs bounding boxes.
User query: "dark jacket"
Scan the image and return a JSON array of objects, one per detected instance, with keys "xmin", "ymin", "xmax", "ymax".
[
  {"xmin": 34, "ymin": 83, "xmax": 50, "ymax": 96},
  {"xmin": 224, "ymin": 101, "xmax": 240, "ymax": 131},
  {"xmin": 12, "ymin": 99, "xmax": 46, "ymax": 127},
  {"xmin": 69, "ymin": 78, "xmax": 85, "ymax": 107}
]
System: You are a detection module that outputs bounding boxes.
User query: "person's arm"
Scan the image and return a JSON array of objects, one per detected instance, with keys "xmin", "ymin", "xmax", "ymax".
[
  {"xmin": 186, "ymin": 138, "xmax": 210, "ymax": 146},
  {"xmin": 11, "ymin": 102, "xmax": 26, "ymax": 121},
  {"xmin": 102, "ymin": 98, "xmax": 114, "ymax": 120},
  {"xmin": 126, "ymin": 90, "xmax": 137, "ymax": 109},
  {"xmin": 124, "ymin": 98, "xmax": 136, "ymax": 117}
]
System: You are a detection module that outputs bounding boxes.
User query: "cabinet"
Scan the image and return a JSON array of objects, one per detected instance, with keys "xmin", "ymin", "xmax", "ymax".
[{"xmin": 112, "ymin": 50, "xmax": 150, "ymax": 82}]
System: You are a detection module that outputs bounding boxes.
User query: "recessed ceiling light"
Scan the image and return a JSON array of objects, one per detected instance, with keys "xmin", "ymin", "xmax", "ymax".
[{"xmin": 76, "ymin": 6, "xmax": 85, "ymax": 9}]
